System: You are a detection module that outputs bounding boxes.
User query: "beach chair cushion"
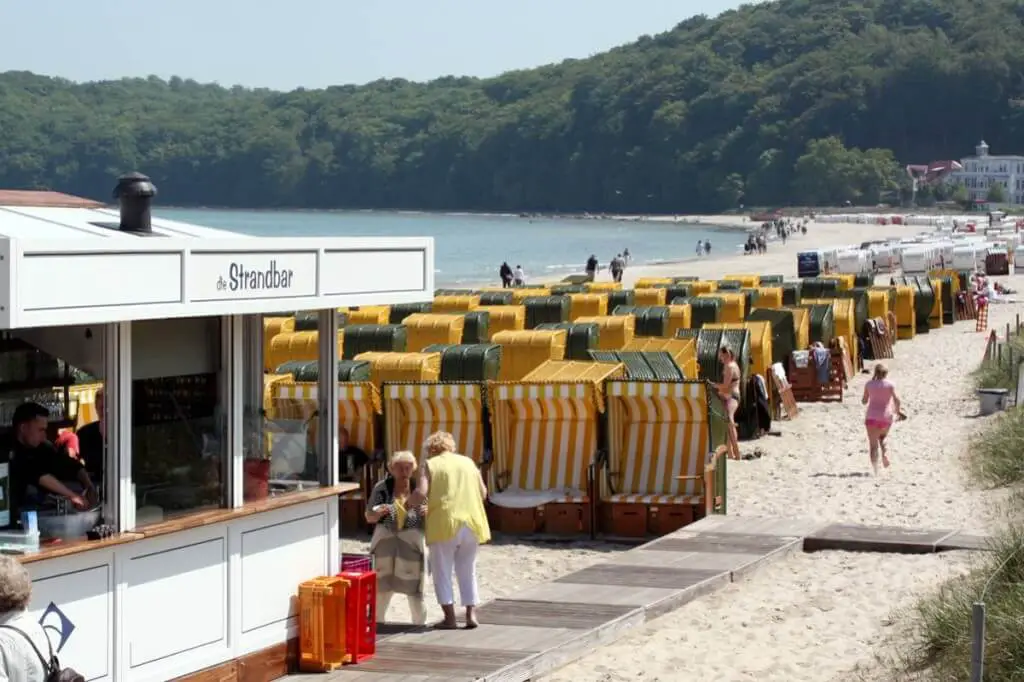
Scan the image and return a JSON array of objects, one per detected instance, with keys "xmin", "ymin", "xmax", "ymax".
[{"xmin": 607, "ymin": 493, "xmax": 702, "ymax": 505}]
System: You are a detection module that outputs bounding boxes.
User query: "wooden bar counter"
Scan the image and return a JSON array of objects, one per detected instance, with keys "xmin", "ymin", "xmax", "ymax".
[{"xmin": 20, "ymin": 484, "xmax": 355, "ymax": 682}]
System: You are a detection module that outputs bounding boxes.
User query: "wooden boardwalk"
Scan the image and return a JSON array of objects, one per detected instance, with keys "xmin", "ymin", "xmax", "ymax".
[{"xmin": 284, "ymin": 517, "xmax": 989, "ymax": 682}]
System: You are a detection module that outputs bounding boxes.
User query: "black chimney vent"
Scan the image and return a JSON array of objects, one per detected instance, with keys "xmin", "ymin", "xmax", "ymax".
[{"xmin": 113, "ymin": 172, "xmax": 157, "ymax": 233}]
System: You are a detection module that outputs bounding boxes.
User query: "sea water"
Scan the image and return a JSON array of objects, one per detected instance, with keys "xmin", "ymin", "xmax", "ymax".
[{"xmin": 157, "ymin": 208, "xmax": 743, "ymax": 287}]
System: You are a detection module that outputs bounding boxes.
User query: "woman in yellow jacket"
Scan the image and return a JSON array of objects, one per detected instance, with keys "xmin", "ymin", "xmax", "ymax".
[{"xmin": 408, "ymin": 431, "xmax": 491, "ymax": 629}]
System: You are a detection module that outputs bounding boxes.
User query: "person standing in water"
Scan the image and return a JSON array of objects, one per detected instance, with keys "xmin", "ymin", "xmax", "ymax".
[
  {"xmin": 862, "ymin": 363, "xmax": 903, "ymax": 475},
  {"xmin": 623, "ymin": 248, "xmax": 631, "ymax": 264}
]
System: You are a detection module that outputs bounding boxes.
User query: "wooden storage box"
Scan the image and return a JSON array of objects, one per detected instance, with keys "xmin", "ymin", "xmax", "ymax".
[{"xmin": 601, "ymin": 503, "xmax": 648, "ymax": 538}]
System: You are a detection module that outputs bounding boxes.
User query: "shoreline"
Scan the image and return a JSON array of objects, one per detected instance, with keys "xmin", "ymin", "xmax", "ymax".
[
  {"xmin": 161, "ymin": 204, "xmax": 759, "ymax": 232},
  {"xmin": 446, "ymin": 215, "xmax": 915, "ymax": 290}
]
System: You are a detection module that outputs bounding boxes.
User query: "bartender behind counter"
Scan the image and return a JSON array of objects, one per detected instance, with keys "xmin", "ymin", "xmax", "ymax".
[{"xmin": 7, "ymin": 402, "xmax": 97, "ymax": 527}]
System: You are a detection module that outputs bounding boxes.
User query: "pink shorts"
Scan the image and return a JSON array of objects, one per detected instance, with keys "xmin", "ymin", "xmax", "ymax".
[{"xmin": 865, "ymin": 417, "xmax": 893, "ymax": 429}]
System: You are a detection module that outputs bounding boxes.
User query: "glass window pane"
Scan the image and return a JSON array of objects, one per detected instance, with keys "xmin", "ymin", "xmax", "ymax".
[
  {"xmin": 131, "ymin": 317, "xmax": 225, "ymax": 525},
  {"xmin": 247, "ymin": 312, "xmax": 323, "ymax": 503},
  {"xmin": 0, "ymin": 326, "xmax": 106, "ymax": 538}
]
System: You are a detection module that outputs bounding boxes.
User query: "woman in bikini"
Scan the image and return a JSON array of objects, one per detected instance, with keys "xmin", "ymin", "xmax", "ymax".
[
  {"xmin": 862, "ymin": 363, "xmax": 904, "ymax": 475},
  {"xmin": 715, "ymin": 346, "xmax": 742, "ymax": 460}
]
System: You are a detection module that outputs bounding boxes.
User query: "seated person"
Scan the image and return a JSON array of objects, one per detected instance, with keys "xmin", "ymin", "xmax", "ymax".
[
  {"xmin": 75, "ymin": 388, "xmax": 104, "ymax": 482},
  {"xmin": 338, "ymin": 427, "xmax": 368, "ymax": 483},
  {"xmin": 8, "ymin": 402, "xmax": 97, "ymax": 526}
]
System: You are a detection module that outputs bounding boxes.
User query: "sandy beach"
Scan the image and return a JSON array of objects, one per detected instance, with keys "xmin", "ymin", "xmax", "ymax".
[{"xmin": 343, "ymin": 214, "xmax": 1018, "ymax": 680}]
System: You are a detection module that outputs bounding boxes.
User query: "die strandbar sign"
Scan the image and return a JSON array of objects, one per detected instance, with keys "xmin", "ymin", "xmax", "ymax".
[{"xmin": 216, "ymin": 260, "xmax": 295, "ymax": 293}]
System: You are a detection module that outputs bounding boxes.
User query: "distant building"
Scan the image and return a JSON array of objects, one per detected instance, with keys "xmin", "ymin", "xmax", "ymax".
[
  {"xmin": 947, "ymin": 141, "xmax": 1024, "ymax": 205},
  {"xmin": 905, "ymin": 160, "xmax": 962, "ymax": 186}
]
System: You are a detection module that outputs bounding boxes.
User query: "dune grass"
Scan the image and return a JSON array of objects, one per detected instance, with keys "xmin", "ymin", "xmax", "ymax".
[
  {"xmin": 890, "ymin": 347, "xmax": 1024, "ymax": 680},
  {"xmin": 970, "ymin": 332, "xmax": 1024, "ymax": 392},
  {"xmin": 966, "ymin": 407, "xmax": 1024, "ymax": 488},
  {"xmin": 896, "ymin": 522, "xmax": 1024, "ymax": 681}
]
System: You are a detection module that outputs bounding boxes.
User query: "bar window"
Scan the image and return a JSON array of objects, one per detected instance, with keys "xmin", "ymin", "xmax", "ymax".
[
  {"xmin": 246, "ymin": 311, "xmax": 327, "ymax": 502},
  {"xmin": 131, "ymin": 317, "xmax": 225, "ymax": 524},
  {"xmin": 0, "ymin": 326, "xmax": 106, "ymax": 540}
]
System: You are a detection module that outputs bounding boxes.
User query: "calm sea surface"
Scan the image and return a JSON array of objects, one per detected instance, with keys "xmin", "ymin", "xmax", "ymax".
[{"xmin": 156, "ymin": 209, "xmax": 744, "ymax": 287}]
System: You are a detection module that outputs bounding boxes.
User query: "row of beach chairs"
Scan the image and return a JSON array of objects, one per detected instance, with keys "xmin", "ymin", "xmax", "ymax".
[{"xmin": 268, "ymin": 368, "xmax": 727, "ymax": 539}]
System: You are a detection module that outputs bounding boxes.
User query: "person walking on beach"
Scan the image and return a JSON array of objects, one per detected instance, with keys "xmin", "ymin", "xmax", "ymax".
[
  {"xmin": 704, "ymin": 241, "xmax": 712, "ymax": 256},
  {"xmin": 696, "ymin": 240, "xmax": 704, "ymax": 258},
  {"xmin": 408, "ymin": 431, "xmax": 490, "ymax": 630},
  {"xmin": 862, "ymin": 363, "xmax": 904, "ymax": 475},
  {"xmin": 610, "ymin": 254, "xmax": 624, "ymax": 283},
  {"xmin": 585, "ymin": 254, "xmax": 599, "ymax": 282},
  {"xmin": 513, "ymin": 264, "xmax": 526, "ymax": 287},
  {"xmin": 713, "ymin": 346, "xmax": 742, "ymax": 461},
  {"xmin": 623, "ymin": 248, "xmax": 631, "ymax": 264},
  {"xmin": 499, "ymin": 262, "xmax": 512, "ymax": 288}
]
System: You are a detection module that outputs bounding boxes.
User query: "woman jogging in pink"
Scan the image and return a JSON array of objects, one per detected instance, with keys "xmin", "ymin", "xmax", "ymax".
[{"xmin": 862, "ymin": 363, "xmax": 904, "ymax": 475}]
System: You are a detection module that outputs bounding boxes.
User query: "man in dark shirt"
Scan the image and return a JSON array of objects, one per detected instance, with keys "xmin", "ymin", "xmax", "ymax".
[
  {"xmin": 338, "ymin": 426, "xmax": 368, "ymax": 483},
  {"xmin": 75, "ymin": 388, "xmax": 104, "ymax": 482},
  {"xmin": 8, "ymin": 402, "xmax": 96, "ymax": 526}
]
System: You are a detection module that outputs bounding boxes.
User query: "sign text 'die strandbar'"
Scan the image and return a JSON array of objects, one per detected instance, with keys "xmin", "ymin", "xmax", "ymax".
[
  {"xmin": 217, "ymin": 260, "xmax": 294, "ymax": 292},
  {"xmin": 189, "ymin": 252, "xmax": 318, "ymax": 301}
]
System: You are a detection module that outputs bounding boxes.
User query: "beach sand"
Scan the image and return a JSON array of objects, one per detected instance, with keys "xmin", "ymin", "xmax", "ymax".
[{"xmin": 344, "ymin": 215, "xmax": 1019, "ymax": 679}]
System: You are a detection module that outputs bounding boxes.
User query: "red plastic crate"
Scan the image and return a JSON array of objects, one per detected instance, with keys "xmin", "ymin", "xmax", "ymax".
[
  {"xmin": 341, "ymin": 554, "xmax": 373, "ymax": 573},
  {"xmin": 338, "ymin": 570, "xmax": 376, "ymax": 664}
]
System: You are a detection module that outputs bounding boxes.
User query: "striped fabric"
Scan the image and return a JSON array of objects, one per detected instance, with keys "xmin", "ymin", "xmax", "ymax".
[
  {"xmin": 69, "ymin": 383, "xmax": 104, "ymax": 429},
  {"xmin": 384, "ymin": 383, "xmax": 486, "ymax": 464},
  {"xmin": 273, "ymin": 381, "xmax": 381, "ymax": 453},
  {"xmin": 489, "ymin": 382, "xmax": 599, "ymax": 502},
  {"xmin": 605, "ymin": 381, "xmax": 710, "ymax": 504}
]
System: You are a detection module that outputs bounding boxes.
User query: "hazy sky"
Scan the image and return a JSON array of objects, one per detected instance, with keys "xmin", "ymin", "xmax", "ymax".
[{"xmin": 0, "ymin": 0, "xmax": 749, "ymax": 90}]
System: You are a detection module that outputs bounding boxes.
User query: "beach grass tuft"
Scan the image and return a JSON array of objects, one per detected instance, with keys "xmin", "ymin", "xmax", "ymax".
[
  {"xmin": 970, "ymin": 333, "xmax": 1024, "ymax": 391},
  {"xmin": 967, "ymin": 407, "xmax": 1024, "ymax": 488},
  {"xmin": 894, "ymin": 525, "xmax": 1024, "ymax": 681}
]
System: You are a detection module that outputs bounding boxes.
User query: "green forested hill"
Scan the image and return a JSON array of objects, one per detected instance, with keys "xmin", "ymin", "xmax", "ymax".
[{"xmin": 3, "ymin": 0, "xmax": 1024, "ymax": 212}]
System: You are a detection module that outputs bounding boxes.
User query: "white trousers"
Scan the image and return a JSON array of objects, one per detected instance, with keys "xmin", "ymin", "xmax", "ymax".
[
  {"xmin": 428, "ymin": 525, "xmax": 480, "ymax": 607},
  {"xmin": 376, "ymin": 590, "xmax": 427, "ymax": 625}
]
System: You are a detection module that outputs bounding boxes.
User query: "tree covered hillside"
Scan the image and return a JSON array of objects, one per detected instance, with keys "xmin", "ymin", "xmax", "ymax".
[{"xmin": 3, "ymin": 0, "xmax": 1024, "ymax": 212}]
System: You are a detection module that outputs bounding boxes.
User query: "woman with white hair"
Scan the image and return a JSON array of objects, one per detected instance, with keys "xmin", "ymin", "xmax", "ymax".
[
  {"xmin": 364, "ymin": 451, "xmax": 427, "ymax": 625},
  {"xmin": 407, "ymin": 431, "xmax": 490, "ymax": 630},
  {"xmin": 0, "ymin": 555, "xmax": 79, "ymax": 681}
]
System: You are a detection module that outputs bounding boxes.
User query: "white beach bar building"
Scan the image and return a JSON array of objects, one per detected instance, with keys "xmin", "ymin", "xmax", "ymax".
[{"xmin": 0, "ymin": 176, "xmax": 432, "ymax": 681}]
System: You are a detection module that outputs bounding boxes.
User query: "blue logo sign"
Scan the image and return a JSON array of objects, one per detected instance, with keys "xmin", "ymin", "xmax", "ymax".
[{"xmin": 39, "ymin": 602, "xmax": 74, "ymax": 652}]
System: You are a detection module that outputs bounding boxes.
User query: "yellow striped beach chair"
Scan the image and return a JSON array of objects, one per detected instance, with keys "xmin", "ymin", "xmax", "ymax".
[
  {"xmin": 487, "ymin": 363, "xmax": 620, "ymax": 536},
  {"xmin": 601, "ymin": 380, "xmax": 726, "ymax": 537},
  {"xmin": 383, "ymin": 382, "xmax": 487, "ymax": 468}
]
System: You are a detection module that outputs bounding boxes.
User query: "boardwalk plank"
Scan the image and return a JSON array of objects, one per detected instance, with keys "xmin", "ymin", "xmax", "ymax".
[
  {"xmin": 645, "ymin": 533, "xmax": 793, "ymax": 554},
  {"xmin": 804, "ymin": 524, "xmax": 955, "ymax": 554},
  {"xmin": 555, "ymin": 564, "xmax": 722, "ymax": 590},
  {"xmin": 474, "ymin": 599, "xmax": 636, "ymax": 629}
]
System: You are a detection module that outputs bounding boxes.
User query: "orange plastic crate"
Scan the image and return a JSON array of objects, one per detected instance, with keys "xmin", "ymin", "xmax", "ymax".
[
  {"xmin": 339, "ymin": 570, "xmax": 377, "ymax": 664},
  {"xmin": 299, "ymin": 576, "xmax": 351, "ymax": 672}
]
